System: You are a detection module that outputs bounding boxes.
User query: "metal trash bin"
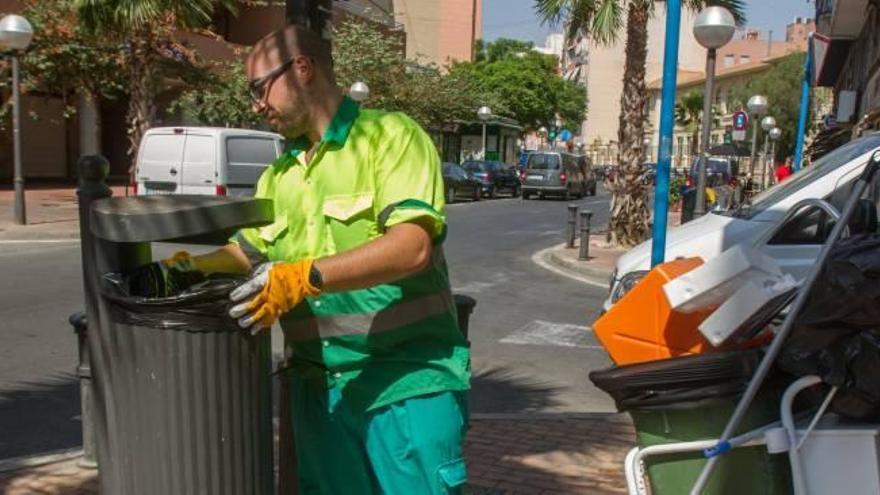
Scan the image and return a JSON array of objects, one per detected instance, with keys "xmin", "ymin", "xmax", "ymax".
[{"xmin": 86, "ymin": 194, "xmax": 274, "ymax": 495}]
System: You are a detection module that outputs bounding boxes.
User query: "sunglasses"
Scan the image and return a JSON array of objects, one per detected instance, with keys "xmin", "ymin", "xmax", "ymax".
[{"xmin": 248, "ymin": 57, "xmax": 297, "ymax": 105}]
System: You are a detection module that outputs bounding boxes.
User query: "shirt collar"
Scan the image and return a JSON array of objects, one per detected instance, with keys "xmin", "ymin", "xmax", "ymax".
[{"xmin": 283, "ymin": 96, "xmax": 360, "ymax": 158}]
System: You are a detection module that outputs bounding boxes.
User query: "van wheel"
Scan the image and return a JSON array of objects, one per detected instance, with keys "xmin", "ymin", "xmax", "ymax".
[
  {"xmin": 447, "ymin": 186, "xmax": 456, "ymax": 204},
  {"xmin": 523, "ymin": 191, "xmax": 531, "ymax": 200}
]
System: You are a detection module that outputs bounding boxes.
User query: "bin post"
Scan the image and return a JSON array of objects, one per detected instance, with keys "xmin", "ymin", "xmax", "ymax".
[
  {"xmin": 453, "ymin": 294, "xmax": 477, "ymax": 340},
  {"xmin": 76, "ymin": 155, "xmax": 152, "ymax": 487},
  {"xmin": 75, "ymin": 156, "xmax": 112, "ymax": 470},
  {"xmin": 567, "ymin": 204, "xmax": 579, "ymax": 248},
  {"xmin": 68, "ymin": 312, "xmax": 97, "ymax": 468},
  {"xmin": 579, "ymin": 210, "xmax": 593, "ymax": 260}
]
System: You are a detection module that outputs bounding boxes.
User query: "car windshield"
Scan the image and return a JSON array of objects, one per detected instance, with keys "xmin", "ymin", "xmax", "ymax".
[
  {"xmin": 527, "ymin": 154, "xmax": 560, "ymax": 170},
  {"xmin": 723, "ymin": 134, "xmax": 880, "ymax": 219},
  {"xmin": 463, "ymin": 161, "xmax": 487, "ymax": 173}
]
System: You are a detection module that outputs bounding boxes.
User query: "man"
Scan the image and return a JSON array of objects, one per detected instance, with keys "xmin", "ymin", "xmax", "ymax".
[
  {"xmin": 164, "ymin": 25, "xmax": 470, "ymax": 494},
  {"xmin": 774, "ymin": 156, "xmax": 793, "ymax": 184}
]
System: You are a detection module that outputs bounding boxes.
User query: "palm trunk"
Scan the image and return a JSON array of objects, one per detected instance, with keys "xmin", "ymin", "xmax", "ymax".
[
  {"xmin": 126, "ymin": 33, "xmax": 157, "ymax": 181},
  {"xmin": 607, "ymin": 2, "xmax": 651, "ymax": 247}
]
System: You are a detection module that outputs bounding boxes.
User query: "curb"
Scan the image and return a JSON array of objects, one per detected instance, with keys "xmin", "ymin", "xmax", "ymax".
[
  {"xmin": 533, "ymin": 243, "xmax": 613, "ymax": 289},
  {"xmin": 0, "ymin": 448, "xmax": 85, "ymax": 474}
]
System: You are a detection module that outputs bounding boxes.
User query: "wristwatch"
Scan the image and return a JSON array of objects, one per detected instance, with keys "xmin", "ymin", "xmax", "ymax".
[{"xmin": 309, "ymin": 264, "xmax": 324, "ymax": 291}]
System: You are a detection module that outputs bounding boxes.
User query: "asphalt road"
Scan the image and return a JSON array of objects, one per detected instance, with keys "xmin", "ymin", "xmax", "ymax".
[{"xmin": 0, "ymin": 187, "xmax": 614, "ymax": 460}]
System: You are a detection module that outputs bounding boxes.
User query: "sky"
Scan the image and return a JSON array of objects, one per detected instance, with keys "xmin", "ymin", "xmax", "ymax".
[{"xmin": 482, "ymin": 0, "xmax": 817, "ymax": 47}]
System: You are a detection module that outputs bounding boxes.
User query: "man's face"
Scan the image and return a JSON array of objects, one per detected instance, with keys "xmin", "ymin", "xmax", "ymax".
[{"xmin": 247, "ymin": 52, "xmax": 312, "ymax": 137}]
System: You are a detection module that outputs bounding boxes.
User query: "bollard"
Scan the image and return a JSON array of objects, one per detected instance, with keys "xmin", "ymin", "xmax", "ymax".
[
  {"xmin": 68, "ymin": 312, "xmax": 97, "ymax": 468},
  {"xmin": 567, "ymin": 204, "xmax": 579, "ymax": 248},
  {"xmin": 579, "ymin": 210, "xmax": 593, "ymax": 260}
]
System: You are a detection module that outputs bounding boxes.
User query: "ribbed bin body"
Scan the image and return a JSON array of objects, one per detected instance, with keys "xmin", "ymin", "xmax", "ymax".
[{"xmin": 92, "ymin": 319, "xmax": 273, "ymax": 495}]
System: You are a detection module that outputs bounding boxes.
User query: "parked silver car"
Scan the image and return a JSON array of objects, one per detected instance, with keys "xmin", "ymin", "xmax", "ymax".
[{"xmin": 522, "ymin": 151, "xmax": 596, "ymax": 200}]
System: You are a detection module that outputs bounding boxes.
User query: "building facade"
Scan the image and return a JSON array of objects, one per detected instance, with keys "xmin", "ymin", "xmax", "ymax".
[{"xmin": 391, "ymin": 0, "xmax": 482, "ymax": 66}]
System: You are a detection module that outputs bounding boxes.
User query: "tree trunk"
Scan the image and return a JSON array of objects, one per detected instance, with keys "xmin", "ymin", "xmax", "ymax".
[
  {"xmin": 607, "ymin": 3, "xmax": 651, "ymax": 247},
  {"xmin": 77, "ymin": 90, "xmax": 102, "ymax": 157},
  {"xmin": 127, "ymin": 33, "xmax": 157, "ymax": 181}
]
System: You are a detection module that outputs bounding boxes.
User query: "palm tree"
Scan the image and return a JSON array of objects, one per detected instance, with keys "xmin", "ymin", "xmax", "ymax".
[
  {"xmin": 535, "ymin": 0, "xmax": 745, "ymax": 247},
  {"xmin": 75, "ymin": 0, "xmax": 236, "ymax": 168},
  {"xmin": 675, "ymin": 90, "xmax": 703, "ymax": 163}
]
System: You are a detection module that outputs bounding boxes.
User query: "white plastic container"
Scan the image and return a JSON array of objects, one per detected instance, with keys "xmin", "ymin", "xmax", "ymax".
[
  {"xmin": 663, "ymin": 244, "xmax": 783, "ymax": 313},
  {"xmin": 798, "ymin": 418, "xmax": 880, "ymax": 495},
  {"xmin": 698, "ymin": 275, "xmax": 797, "ymax": 346}
]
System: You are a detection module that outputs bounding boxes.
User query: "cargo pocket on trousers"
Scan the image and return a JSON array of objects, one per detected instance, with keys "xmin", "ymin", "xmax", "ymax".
[{"xmin": 437, "ymin": 458, "xmax": 467, "ymax": 491}]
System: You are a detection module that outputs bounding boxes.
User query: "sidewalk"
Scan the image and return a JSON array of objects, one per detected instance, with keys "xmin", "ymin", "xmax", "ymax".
[
  {"xmin": 0, "ymin": 185, "xmax": 127, "ymax": 241},
  {"xmin": 541, "ymin": 211, "xmax": 684, "ymax": 287},
  {"xmin": 0, "ymin": 414, "xmax": 635, "ymax": 494}
]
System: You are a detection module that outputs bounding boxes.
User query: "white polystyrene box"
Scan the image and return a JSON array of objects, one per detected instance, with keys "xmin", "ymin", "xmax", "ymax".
[
  {"xmin": 698, "ymin": 275, "xmax": 797, "ymax": 346},
  {"xmin": 798, "ymin": 418, "xmax": 880, "ymax": 495},
  {"xmin": 663, "ymin": 244, "xmax": 783, "ymax": 313}
]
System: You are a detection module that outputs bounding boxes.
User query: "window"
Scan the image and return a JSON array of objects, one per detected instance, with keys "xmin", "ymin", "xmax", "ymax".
[
  {"xmin": 527, "ymin": 154, "xmax": 561, "ymax": 170},
  {"xmin": 768, "ymin": 206, "xmax": 834, "ymax": 245},
  {"xmin": 724, "ymin": 54, "xmax": 736, "ymax": 67},
  {"xmin": 740, "ymin": 54, "xmax": 751, "ymax": 64},
  {"xmin": 226, "ymin": 137, "xmax": 277, "ymax": 165}
]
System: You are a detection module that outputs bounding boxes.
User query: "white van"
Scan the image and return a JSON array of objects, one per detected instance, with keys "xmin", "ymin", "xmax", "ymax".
[
  {"xmin": 134, "ymin": 127, "xmax": 284, "ymax": 197},
  {"xmin": 605, "ymin": 133, "xmax": 880, "ymax": 311}
]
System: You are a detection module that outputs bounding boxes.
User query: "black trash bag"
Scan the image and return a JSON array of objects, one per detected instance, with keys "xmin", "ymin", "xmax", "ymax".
[
  {"xmin": 101, "ymin": 267, "xmax": 246, "ymax": 332},
  {"xmin": 778, "ymin": 234, "xmax": 880, "ymax": 420},
  {"xmin": 589, "ymin": 349, "xmax": 764, "ymax": 411}
]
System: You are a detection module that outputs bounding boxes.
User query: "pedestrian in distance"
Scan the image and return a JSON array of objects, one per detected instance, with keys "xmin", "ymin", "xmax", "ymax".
[
  {"xmin": 775, "ymin": 156, "xmax": 794, "ymax": 184},
  {"xmin": 153, "ymin": 24, "xmax": 470, "ymax": 494}
]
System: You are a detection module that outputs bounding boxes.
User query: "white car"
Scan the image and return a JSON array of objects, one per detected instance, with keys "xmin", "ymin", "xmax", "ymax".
[
  {"xmin": 134, "ymin": 127, "xmax": 284, "ymax": 197},
  {"xmin": 604, "ymin": 133, "xmax": 880, "ymax": 311}
]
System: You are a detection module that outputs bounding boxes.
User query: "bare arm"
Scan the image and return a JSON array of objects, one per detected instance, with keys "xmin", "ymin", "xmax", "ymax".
[{"xmin": 315, "ymin": 221, "xmax": 433, "ymax": 292}]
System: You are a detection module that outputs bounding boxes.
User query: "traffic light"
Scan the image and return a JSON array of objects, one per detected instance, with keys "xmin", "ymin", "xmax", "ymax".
[{"xmin": 548, "ymin": 129, "xmax": 558, "ymax": 141}]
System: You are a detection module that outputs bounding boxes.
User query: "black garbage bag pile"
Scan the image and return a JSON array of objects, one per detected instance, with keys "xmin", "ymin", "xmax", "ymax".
[
  {"xmin": 101, "ymin": 263, "xmax": 246, "ymax": 332},
  {"xmin": 779, "ymin": 234, "xmax": 880, "ymax": 420}
]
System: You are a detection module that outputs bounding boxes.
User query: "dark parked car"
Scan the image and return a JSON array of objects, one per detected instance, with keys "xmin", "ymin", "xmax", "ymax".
[
  {"xmin": 687, "ymin": 157, "xmax": 739, "ymax": 187},
  {"xmin": 642, "ymin": 162, "xmax": 682, "ymax": 185},
  {"xmin": 442, "ymin": 162, "xmax": 481, "ymax": 203},
  {"xmin": 462, "ymin": 160, "xmax": 521, "ymax": 198},
  {"xmin": 522, "ymin": 151, "xmax": 596, "ymax": 200}
]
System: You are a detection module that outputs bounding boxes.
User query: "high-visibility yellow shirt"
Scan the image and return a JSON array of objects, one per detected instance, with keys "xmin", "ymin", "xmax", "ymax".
[{"xmin": 232, "ymin": 96, "xmax": 470, "ymax": 413}]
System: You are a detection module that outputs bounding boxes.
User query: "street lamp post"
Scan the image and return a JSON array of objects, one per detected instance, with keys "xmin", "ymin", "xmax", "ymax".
[
  {"xmin": 768, "ymin": 126, "xmax": 782, "ymax": 185},
  {"xmin": 747, "ymin": 95, "xmax": 768, "ymax": 182},
  {"xmin": 761, "ymin": 116, "xmax": 777, "ymax": 189},
  {"xmin": 0, "ymin": 15, "xmax": 34, "ymax": 225},
  {"xmin": 477, "ymin": 105, "xmax": 492, "ymax": 160},
  {"xmin": 693, "ymin": 6, "xmax": 735, "ymax": 217}
]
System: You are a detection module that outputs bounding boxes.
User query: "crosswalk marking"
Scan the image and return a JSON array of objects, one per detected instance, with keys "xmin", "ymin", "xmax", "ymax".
[{"xmin": 500, "ymin": 320, "xmax": 603, "ymax": 349}]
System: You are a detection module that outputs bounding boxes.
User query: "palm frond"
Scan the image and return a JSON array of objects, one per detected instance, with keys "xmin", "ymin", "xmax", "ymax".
[
  {"xmin": 588, "ymin": 0, "xmax": 622, "ymax": 46},
  {"xmin": 75, "ymin": 0, "xmax": 237, "ymax": 33}
]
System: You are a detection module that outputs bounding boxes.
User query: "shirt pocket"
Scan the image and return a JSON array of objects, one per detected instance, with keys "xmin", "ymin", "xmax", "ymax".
[
  {"xmin": 323, "ymin": 193, "xmax": 375, "ymax": 252},
  {"xmin": 258, "ymin": 215, "xmax": 288, "ymax": 243}
]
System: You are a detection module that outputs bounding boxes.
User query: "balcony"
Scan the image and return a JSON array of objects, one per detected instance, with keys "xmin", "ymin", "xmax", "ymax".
[{"xmin": 816, "ymin": 0, "xmax": 869, "ymax": 39}]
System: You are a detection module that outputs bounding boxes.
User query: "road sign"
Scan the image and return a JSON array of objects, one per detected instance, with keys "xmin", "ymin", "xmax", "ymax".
[
  {"xmin": 823, "ymin": 113, "xmax": 837, "ymax": 129},
  {"xmin": 733, "ymin": 111, "xmax": 749, "ymax": 131},
  {"xmin": 559, "ymin": 129, "xmax": 573, "ymax": 142},
  {"xmin": 733, "ymin": 129, "xmax": 747, "ymax": 142}
]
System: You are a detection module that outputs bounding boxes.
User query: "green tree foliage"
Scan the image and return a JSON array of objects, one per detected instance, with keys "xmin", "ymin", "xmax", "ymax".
[
  {"xmin": 169, "ymin": 58, "xmax": 264, "ymax": 129},
  {"xmin": 450, "ymin": 38, "xmax": 587, "ymax": 130},
  {"xmin": 332, "ymin": 18, "xmax": 503, "ymax": 130},
  {"xmin": 0, "ymin": 0, "xmax": 126, "ymax": 128},
  {"xmin": 729, "ymin": 52, "xmax": 808, "ymax": 161}
]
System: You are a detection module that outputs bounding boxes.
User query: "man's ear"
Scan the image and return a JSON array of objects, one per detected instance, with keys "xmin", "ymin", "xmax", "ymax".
[{"xmin": 291, "ymin": 55, "xmax": 314, "ymax": 85}]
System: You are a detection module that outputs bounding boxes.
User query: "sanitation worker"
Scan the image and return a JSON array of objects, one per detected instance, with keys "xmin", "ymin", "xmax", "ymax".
[{"xmin": 159, "ymin": 24, "xmax": 470, "ymax": 494}]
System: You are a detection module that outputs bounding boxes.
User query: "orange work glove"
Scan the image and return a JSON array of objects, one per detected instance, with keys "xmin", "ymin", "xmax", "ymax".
[{"xmin": 228, "ymin": 260, "xmax": 322, "ymax": 334}]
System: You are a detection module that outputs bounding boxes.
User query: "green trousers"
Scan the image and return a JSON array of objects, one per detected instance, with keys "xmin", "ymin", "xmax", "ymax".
[{"xmin": 291, "ymin": 379, "xmax": 468, "ymax": 494}]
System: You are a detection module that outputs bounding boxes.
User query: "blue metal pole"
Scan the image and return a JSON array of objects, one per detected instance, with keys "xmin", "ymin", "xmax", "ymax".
[
  {"xmin": 793, "ymin": 33, "xmax": 813, "ymax": 171},
  {"xmin": 650, "ymin": 0, "xmax": 682, "ymax": 267}
]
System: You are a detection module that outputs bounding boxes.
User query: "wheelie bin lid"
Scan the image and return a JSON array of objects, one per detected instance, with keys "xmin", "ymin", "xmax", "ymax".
[{"xmin": 90, "ymin": 195, "xmax": 273, "ymax": 245}]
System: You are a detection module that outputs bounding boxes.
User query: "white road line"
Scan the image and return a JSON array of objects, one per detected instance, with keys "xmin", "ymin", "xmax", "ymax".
[
  {"xmin": 531, "ymin": 245, "xmax": 609, "ymax": 289},
  {"xmin": 500, "ymin": 320, "xmax": 603, "ymax": 349},
  {"xmin": 0, "ymin": 239, "xmax": 80, "ymax": 244}
]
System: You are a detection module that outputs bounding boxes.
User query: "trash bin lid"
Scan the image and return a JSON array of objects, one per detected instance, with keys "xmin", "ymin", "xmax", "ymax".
[{"xmin": 90, "ymin": 196, "xmax": 274, "ymax": 245}]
